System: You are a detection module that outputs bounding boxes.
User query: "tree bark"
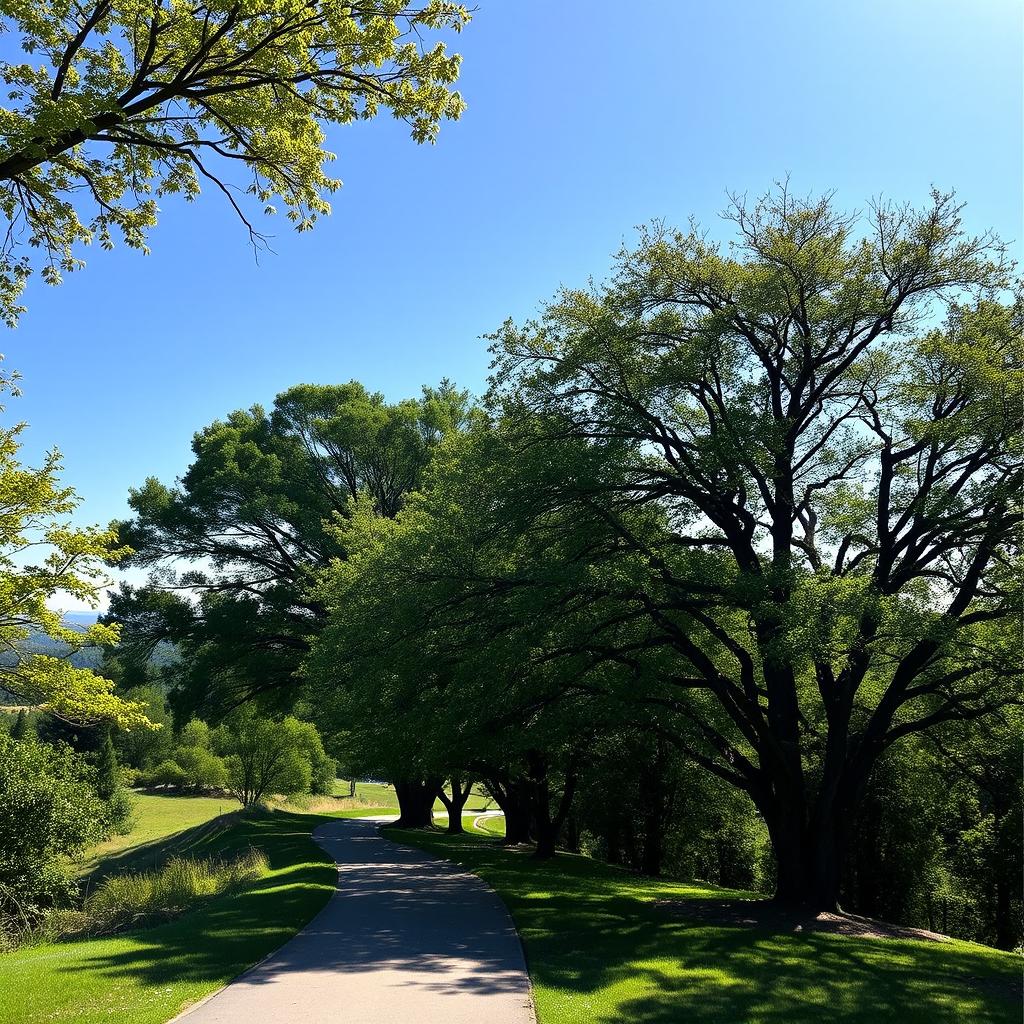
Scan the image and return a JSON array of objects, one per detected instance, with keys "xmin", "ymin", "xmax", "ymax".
[
  {"xmin": 766, "ymin": 800, "xmax": 845, "ymax": 910},
  {"xmin": 437, "ymin": 775, "xmax": 473, "ymax": 834},
  {"xmin": 393, "ymin": 777, "xmax": 441, "ymax": 828},
  {"xmin": 528, "ymin": 750, "xmax": 579, "ymax": 859},
  {"xmin": 484, "ymin": 773, "xmax": 533, "ymax": 845},
  {"xmin": 639, "ymin": 739, "xmax": 671, "ymax": 876}
]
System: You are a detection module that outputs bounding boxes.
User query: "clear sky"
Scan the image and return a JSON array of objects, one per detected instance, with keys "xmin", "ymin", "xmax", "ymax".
[{"xmin": 8, "ymin": 0, "xmax": 1022, "ymax": 608}]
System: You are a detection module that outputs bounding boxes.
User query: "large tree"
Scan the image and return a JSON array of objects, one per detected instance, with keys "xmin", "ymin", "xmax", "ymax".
[
  {"xmin": 481, "ymin": 188, "xmax": 1021, "ymax": 908},
  {"xmin": 113, "ymin": 379, "xmax": 469, "ymax": 717},
  {"xmin": 0, "ymin": 0, "xmax": 469, "ymax": 324}
]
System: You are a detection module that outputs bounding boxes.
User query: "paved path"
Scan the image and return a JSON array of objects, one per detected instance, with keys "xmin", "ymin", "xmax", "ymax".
[{"xmin": 174, "ymin": 816, "xmax": 535, "ymax": 1024}]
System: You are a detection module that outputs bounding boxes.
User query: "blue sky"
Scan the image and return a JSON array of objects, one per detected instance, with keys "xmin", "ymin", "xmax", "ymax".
[{"xmin": 8, "ymin": 0, "xmax": 1022, "ymax": 606}]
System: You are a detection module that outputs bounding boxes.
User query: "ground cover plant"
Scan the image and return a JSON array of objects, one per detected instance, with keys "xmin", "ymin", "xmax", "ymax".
[
  {"xmin": 387, "ymin": 826, "xmax": 1021, "ymax": 1024},
  {"xmin": 0, "ymin": 806, "xmax": 386, "ymax": 1024}
]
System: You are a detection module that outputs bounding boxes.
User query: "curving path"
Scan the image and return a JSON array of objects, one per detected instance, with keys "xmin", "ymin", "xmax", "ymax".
[{"xmin": 173, "ymin": 815, "xmax": 535, "ymax": 1024}]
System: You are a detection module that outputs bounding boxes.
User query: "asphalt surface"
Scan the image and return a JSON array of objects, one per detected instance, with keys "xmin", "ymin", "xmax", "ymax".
[{"xmin": 173, "ymin": 815, "xmax": 536, "ymax": 1024}]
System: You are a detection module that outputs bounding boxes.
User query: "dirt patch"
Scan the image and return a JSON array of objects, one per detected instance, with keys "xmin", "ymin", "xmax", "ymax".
[{"xmin": 654, "ymin": 897, "xmax": 952, "ymax": 943}]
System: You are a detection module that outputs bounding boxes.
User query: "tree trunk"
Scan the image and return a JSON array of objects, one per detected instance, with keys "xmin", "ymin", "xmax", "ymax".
[
  {"xmin": 437, "ymin": 775, "xmax": 472, "ymax": 834},
  {"xmin": 349, "ymin": 778, "xmax": 356, "ymax": 798},
  {"xmin": 639, "ymin": 739, "xmax": 670, "ymax": 876},
  {"xmin": 994, "ymin": 876, "xmax": 1014, "ymax": 950},
  {"xmin": 767, "ymin": 800, "xmax": 845, "ymax": 910},
  {"xmin": 528, "ymin": 750, "xmax": 579, "ymax": 859},
  {"xmin": 484, "ymin": 774, "xmax": 533, "ymax": 845},
  {"xmin": 393, "ymin": 778, "xmax": 440, "ymax": 828}
]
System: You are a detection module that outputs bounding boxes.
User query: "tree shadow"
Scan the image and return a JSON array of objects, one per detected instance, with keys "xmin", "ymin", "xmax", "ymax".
[
  {"xmin": 397, "ymin": 830, "xmax": 1022, "ymax": 1024},
  {"xmin": 57, "ymin": 811, "xmax": 338, "ymax": 987}
]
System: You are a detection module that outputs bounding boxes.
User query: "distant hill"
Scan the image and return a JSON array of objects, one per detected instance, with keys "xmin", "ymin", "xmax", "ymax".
[{"xmin": 0, "ymin": 613, "xmax": 179, "ymax": 707}]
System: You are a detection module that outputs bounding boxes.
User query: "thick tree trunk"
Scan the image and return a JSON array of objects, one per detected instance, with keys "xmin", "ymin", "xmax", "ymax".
[
  {"xmin": 437, "ymin": 775, "xmax": 472, "ymax": 834},
  {"xmin": 528, "ymin": 750, "xmax": 579, "ymax": 860},
  {"xmin": 638, "ymin": 739, "xmax": 671, "ymax": 876},
  {"xmin": 994, "ymin": 873, "xmax": 1014, "ymax": 950},
  {"xmin": 484, "ymin": 773, "xmax": 534, "ymax": 845},
  {"xmin": 393, "ymin": 777, "xmax": 441, "ymax": 828},
  {"xmin": 768, "ymin": 803, "xmax": 845, "ymax": 910}
]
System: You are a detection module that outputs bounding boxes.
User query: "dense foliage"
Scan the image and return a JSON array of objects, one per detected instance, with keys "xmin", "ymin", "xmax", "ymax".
[
  {"xmin": 303, "ymin": 188, "xmax": 1021, "ymax": 944},
  {"xmin": 0, "ymin": 395, "xmax": 152, "ymax": 729},
  {"xmin": 111, "ymin": 380, "xmax": 469, "ymax": 719},
  {"xmin": 0, "ymin": 732, "xmax": 111, "ymax": 927}
]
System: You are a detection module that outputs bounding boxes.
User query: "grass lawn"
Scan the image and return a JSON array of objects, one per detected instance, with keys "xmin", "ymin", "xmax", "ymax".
[
  {"xmin": 0, "ymin": 806, "xmax": 388, "ymax": 1024},
  {"xmin": 79, "ymin": 793, "xmax": 242, "ymax": 877},
  {"xmin": 331, "ymin": 779, "xmax": 496, "ymax": 812},
  {"xmin": 473, "ymin": 814, "xmax": 506, "ymax": 838},
  {"xmin": 386, "ymin": 827, "xmax": 1021, "ymax": 1024}
]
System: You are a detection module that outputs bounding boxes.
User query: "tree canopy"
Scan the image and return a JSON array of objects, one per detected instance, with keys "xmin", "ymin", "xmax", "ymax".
[
  {"xmin": 0, "ymin": 410, "xmax": 152, "ymax": 729},
  {"xmin": 0, "ymin": 0, "xmax": 469, "ymax": 324},
  {"xmin": 112, "ymin": 379, "xmax": 470, "ymax": 716},
  {"xmin": 307, "ymin": 187, "xmax": 1022, "ymax": 911}
]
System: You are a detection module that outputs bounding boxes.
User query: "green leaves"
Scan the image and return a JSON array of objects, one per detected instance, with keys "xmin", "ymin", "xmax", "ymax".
[
  {"xmin": 0, "ymin": 0, "xmax": 471, "ymax": 322},
  {"xmin": 0, "ymin": 413, "xmax": 152, "ymax": 729}
]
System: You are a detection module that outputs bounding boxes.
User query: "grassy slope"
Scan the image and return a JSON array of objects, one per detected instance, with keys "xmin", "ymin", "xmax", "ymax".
[
  {"xmin": 79, "ymin": 793, "xmax": 243, "ymax": 877},
  {"xmin": 0, "ymin": 806, "xmax": 388, "ymax": 1024},
  {"xmin": 387, "ymin": 828, "xmax": 1020, "ymax": 1024}
]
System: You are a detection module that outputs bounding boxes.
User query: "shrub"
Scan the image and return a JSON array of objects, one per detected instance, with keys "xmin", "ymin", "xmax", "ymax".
[
  {"xmin": 0, "ymin": 734, "xmax": 109, "ymax": 927},
  {"xmin": 107, "ymin": 789, "xmax": 135, "ymax": 836},
  {"xmin": 174, "ymin": 745, "xmax": 228, "ymax": 791},
  {"xmin": 146, "ymin": 758, "xmax": 187, "ymax": 789}
]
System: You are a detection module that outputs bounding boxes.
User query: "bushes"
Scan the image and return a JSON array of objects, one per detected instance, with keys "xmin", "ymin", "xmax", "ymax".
[
  {"xmin": 0, "ymin": 734, "xmax": 110, "ymax": 928},
  {"xmin": 140, "ymin": 714, "xmax": 335, "ymax": 806},
  {"xmin": 146, "ymin": 758, "xmax": 187, "ymax": 789},
  {"xmin": 215, "ymin": 711, "xmax": 335, "ymax": 807}
]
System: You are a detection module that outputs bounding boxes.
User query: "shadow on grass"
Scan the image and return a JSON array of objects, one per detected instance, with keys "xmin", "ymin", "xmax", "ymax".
[
  {"xmin": 80, "ymin": 811, "xmax": 242, "ymax": 886},
  {"xmin": 58, "ymin": 811, "xmax": 337, "ymax": 987},
  {"xmin": 392, "ymin": 829, "xmax": 1021, "ymax": 1024}
]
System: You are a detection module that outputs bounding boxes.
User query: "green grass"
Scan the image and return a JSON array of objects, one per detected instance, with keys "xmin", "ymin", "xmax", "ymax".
[
  {"xmin": 0, "ymin": 806, "xmax": 386, "ymax": 1024},
  {"xmin": 387, "ymin": 827, "xmax": 1021, "ymax": 1024},
  {"xmin": 79, "ymin": 793, "xmax": 242, "ymax": 877},
  {"xmin": 473, "ymin": 814, "xmax": 506, "ymax": 838},
  {"xmin": 331, "ymin": 779, "xmax": 496, "ymax": 812}
]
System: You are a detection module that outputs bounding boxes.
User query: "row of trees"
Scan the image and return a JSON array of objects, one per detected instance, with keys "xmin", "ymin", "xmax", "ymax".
[{"xmin": 111, "ymin": 188, "xmax": 1022, "ymax": 946}]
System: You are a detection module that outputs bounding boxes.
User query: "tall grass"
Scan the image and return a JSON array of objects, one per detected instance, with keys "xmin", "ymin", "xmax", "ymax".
[{"xmin": 36, "ymin": 848, "xmax": 268, "ymax": 942}]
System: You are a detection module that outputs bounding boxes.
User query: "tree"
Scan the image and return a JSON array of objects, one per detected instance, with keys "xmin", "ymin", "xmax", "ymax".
[
  {"xmin": 0, "ymin": 1, "xmax": 470, "ymax": 325},
  {"xmin": 94, "ymin": 725, "xmax": 118, "ymax": 800},
  {"xmin": 485, "ymin": 187, "xmax": 1021, "ymax": 908},
  {"xmin": 9, "ymin": 709, "xmax": 30, "ymax": 741},
  {"xmin": 113, "ymin": 684, "xmax": 173, "ymax": 769},
  {"xmin": 0, "ymin": 415, "xmax": 152, "ymax": 730},
  {"xmin": 214, "ymin": 710, "xmax": 323, "ymax": 807},
  {"xmin": 112, "ymin": 380, "xmax": 469, "ymax": 718}
]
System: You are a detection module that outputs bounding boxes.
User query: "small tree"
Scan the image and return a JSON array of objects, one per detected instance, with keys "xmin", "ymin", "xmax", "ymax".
[
  {"xmin": 216, "ymin": 712, "xmax": 313, "ymax": 808},
  {"xmin": 9, "ymin": 709, "xmax": 30, "ymax": 741},
  {"xmin": 95, "ymin": 727, "xmax": 118, "ymax": 801}
]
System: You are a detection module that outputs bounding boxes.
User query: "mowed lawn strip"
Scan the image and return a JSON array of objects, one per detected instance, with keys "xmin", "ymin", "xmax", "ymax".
[
  {"xmin": 386, "ymin": 827, "xmax": 1021, "ymax": 1024},
  {"xmin": 0, "ymin": 806, "xmax": 389, "ymax": 1024}
]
